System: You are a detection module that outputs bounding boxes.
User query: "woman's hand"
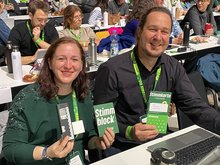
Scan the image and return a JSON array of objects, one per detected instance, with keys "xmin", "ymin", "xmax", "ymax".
[
  {"xmin": 46, "ymin": 136, "xmax": 74, "ymax": 159},
  {"xmin": 88, "ymin": 128, "xmax": 115, "ymax": 150}
]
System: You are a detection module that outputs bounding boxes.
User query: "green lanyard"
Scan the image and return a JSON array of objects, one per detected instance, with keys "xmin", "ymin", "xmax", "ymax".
[
  {"xmin": 55, "ymin": 91, "xmax": 79, "ymax": 121},
  {"xmin": 68, "ymin": 27, "xmax": 82, "ymax": 41},
  {"xmin": 26, "ymin": 21, "xmax": 45, "ymax": 48},
  {"xmin": 131, "ymin": 50, "xmax": 161, "ymax": 110}
]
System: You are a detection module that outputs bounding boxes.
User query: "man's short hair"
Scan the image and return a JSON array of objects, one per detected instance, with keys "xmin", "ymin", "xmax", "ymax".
[
  {"xmin": 28, "ymin": 0, "xmax": 49, "ymax": 15},
  {"xmin": 138, "ymin": 6, "xmax": 173, "ymax": 31}
]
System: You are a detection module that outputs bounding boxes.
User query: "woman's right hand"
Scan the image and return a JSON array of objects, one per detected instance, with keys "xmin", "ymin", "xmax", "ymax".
[{"xmin": 47, "ymin": 136, "xmax": 74, "ymax": 159}]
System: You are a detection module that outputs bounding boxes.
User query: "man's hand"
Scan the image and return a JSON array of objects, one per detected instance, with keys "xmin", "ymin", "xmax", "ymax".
[
  {"xmin": 130, "ymin": 123, "xmax": 159, "ymax": 142},
  {"xmin": 32, "ymin": 27, "xmax": 41, "ymax": 42}
]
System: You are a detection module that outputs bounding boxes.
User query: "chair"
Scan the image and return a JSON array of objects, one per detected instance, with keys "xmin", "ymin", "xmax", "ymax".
[
  {"xmin": 95, "ymin": 31, "xmax": 110, "ymax": 40},
  {"xmin": 177, "ymin": 71, "xmax": 208, "ymax": 129}
]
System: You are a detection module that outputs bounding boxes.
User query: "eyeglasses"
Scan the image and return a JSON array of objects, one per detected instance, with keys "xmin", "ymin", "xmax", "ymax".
[{"xmin": 73, "ymin": 15, "xmax": 83, "ymax": 21}]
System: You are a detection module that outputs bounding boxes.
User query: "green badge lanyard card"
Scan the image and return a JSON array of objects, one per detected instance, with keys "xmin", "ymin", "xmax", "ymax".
[
  {"xmin": 26, "ymin": 21, "xmax": 45, "ymax": 48},
  {"xmin": 131, "ymin": 50, "xmax": 171, "ymax": 134},
  {"xmin": 55, "ymin": 91, "xmax": 84, "ymax": 165}
]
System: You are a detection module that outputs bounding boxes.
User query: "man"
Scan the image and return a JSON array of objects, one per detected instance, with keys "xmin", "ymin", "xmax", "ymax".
[
  {"xmin": 3, "ymin": 0, "xmax": 21, "ymax": 16},
  {"xmin": 108, "ymin": 0, "xmax": 129, "ymax": 17},
  {"xmin": 8, "ymin": 1, "xmax": 58, "ymax": 64},
  {"xmin": 93, "ymin": 7, "xmax": 220, "ymax": 156}
]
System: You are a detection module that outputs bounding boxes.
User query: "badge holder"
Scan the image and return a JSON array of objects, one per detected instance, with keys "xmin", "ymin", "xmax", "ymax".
[{"xmin": 66, "ymin": 151, "xmax": 85, "ymax": 165}]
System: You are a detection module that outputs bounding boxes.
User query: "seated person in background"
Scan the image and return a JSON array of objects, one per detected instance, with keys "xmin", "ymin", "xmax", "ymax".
[
  {"xmin": 8, "ymin": 1, "xmax": 58, "ymax": 65},
  {"xmin": 93, "ymin": 7, "xmax": 220, "ymax": 157},
  {"xmin": 154, "ymin": 0, "xmax": 183, "ymax": 45},
  {"xmin": 59, "ymin": 5, "xmax": 98, "ymax": 51},
  {"xmin": 120, "ymin": 0, "xmax": 156, "ymax": 48},
  {"xmin": 88, "ymin": 0, "xmax": 109, "ymax": 26},
  {"xmin": 181, "ymin": 0, "xmax": 217, "ymax": 36},
  {"xmin": 0, "ymin": 0, "xmax": 8, "ymax": 19},
  {"xmin": 0, "ymin": 18, "xmax": 10, "ymax": 65},
  {"xmin": 108, "ymin": 0, "xmax": 129, "ymax": 18},
  {"xmin": 3, "ymin": 37, "xmax": 115, "ymax": 165},
  {"xmin": 51, "ymin": 0, "xmax": 69, "ymax": 13},
  {"xmin": 211, "ymin": 0, "xmax": 220, "ymax": 11},
  {"xmin": 3, "ymin": 0, "xmax": 21, "ymax": 16}
]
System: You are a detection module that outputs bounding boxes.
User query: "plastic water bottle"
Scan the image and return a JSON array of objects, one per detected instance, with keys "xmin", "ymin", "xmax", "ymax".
[
  {"xmin": 110, "ymin": 30, "xmax": 119, "ymax": 57},
  {"xmin": 11, "ymin": 45, "xmax": 23, "ymax": 81},
  {"xmin": 103, "ymin": 10, "xmax": 108, "ymax": 27},
  {"xmin": 5, "ymin": 41, "xmax": 13, "ymax": 73},
  {"xmin": 183, "ymin": 22, "xmax": 190, "ymax": 47},
  {"xmin": 88, "ymin": 38, "xmax": 97, "ymax": 65}
]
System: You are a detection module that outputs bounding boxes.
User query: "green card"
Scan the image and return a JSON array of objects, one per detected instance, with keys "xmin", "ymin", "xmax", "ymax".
[
  {"xmin": 94, "ymin": 102, "xmax": 119, "ymax": 137},
  {"xmin": 147, "ymin": 91, "xmax": 172, "ymax": 134}
]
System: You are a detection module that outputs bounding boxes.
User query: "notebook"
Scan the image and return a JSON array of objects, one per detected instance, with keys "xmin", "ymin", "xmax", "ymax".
[
  {"xmin": 147, "ymin": 128, "xmax": 220, "ymax": 165},
  {"xmin": 3, "ymin": 18, "xmax": 14, "ymax": 29}
]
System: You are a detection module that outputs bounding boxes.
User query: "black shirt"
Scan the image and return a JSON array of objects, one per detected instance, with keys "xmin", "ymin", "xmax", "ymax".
[
  {"xmin": 94, "ymin": 46, "xmax": 220, "ymax": 140},
  {"xmin": 8, "ymin": 20, "xmax": 59, "ymax": 56}
]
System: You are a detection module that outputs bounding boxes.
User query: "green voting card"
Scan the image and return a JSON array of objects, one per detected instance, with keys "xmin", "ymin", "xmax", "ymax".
[
  {"xmin": 147, "ymin": 91, "xmax": 172, "ymax": 134},
  {"xmin": 94, "ymin": 102, "xmax": 119, "ymax": 137}
]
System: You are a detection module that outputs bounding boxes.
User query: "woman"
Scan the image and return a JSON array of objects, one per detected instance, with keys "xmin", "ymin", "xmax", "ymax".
[
  {"xmin": 88, "ymin": 0, "xmax": 109, "ymax": 26},
  {"xmin": 59, "ymin": 5, "xmax": 98, "ymax": 51},
  {"xmin": 3, "ymin": 37, "xmax": 115, "ymax": 165},
  {"xmin": 181, "ymin": 0, "xmax": 217, "ymax": 35}
]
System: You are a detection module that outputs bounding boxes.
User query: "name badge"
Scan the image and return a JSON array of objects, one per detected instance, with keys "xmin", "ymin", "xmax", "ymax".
[
  {"xmin": 72, "ymin": 120, "xmax": 85, "ymax": 135},
  {"xmin": 67, "ymin": 151, "xmax": 84, "ymax": 165},
  {"xmin": 147, "ymin": 91, "xmax": 172, "ymax": 134}
]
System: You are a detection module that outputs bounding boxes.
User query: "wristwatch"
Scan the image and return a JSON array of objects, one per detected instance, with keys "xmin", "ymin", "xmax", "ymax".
[{"xmin": 42, "ymin": 146, "xmax": 52, "ymax": 161}]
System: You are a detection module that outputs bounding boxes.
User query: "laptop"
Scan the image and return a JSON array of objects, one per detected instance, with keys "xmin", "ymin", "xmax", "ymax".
[
  {"xmin": 3, "ymin": 18, "xmax": 14, "ymax": 29},
  {"xmin": 147, "ymin": 128, "xmax": 220, "ymax": 165}
]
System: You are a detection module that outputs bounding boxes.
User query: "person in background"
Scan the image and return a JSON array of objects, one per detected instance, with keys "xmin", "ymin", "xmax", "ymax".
[
  {"xmin": 120, "ymin": 0, "xmax": 156, "ymax": 48},
  {"xmin": 88, "ymin": 0, "xmax": 109, "ymax": 26},
  {"xmin": 154, "ymin": 0, "xmax": 183, "ymax": 45},
  {"xmin": 3, "ymin": 0, "xmax": 21, "ymax": 16},
  {"xmin": 51, "ymin": 0, "xmax": 69, "ymax": 12},
  {"xmin": 181, "ymin": 0, "xmax": 217, "ymax": 36},
  {"xmin": 108, "ymin": 0, "xmax": 129, "ymax": 18},
  {"xmin": 0, "ymin": 0, "xmax": 8, "ymax": 19},
  {"xmin": 59, "ymin": 5, "xmax": 98, "ymax": 52},
  {"xmin": 211, "ymin": 0, "xmax": 220, "ymax": 11},
  {"xmin": 8, "ymin": 0, "xmax": 58, "ymax": 65},
  {"xmin": 93, "ymin": 6, "xmax": 220, "ymax": 157},
  {"xmin": 0, "ymin": 18, "xmax": 10, "ymax": 65},
  {"xmin": 3, "ymin": 37, "xmax": 115, "ymax": 165}
]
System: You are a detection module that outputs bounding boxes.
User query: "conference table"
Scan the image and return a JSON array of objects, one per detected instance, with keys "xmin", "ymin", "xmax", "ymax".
[
  {"xmin": 166, "ymin": 36, "xmax": 220, "ymax": 61},
  {"xmin": 90, "ymin": 125, "xmax": 216, "ymax": 165}
]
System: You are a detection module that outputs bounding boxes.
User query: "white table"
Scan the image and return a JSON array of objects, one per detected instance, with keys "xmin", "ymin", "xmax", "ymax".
[
  {"xmin": 9, "ymin": 14, "xmax": 63, "ymax": 21},
  {"xmin": 90, "ymin": 125, "xmax": 204, "ymax": 165},
  {"xmin": 166, "ymin": 36, "xmax": 220, "ymax": 60},
  {"xmin": 0, "ymin": 65, "xmax": 32, "ymax": 104}
]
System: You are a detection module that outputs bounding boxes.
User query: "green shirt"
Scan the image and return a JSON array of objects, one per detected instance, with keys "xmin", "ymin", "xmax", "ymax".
[{"xmin": 3, "ymin": 83, "xmax": 97, "ymax": 165}]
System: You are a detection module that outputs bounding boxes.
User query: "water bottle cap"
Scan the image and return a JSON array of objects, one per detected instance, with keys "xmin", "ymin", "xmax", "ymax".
[{"xmin": 161, "ymin": 150, "xmax": 176, "ymax": 164}]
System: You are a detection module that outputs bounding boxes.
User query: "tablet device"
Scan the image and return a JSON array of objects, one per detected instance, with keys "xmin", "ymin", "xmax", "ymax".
[{"xmin": 37, "ymin": 49, "xmax": 47, "ymax": 60}]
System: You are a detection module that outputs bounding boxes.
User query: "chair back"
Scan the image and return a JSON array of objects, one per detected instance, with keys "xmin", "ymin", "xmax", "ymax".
[{"xmin": 177, "ymin": 71, "xmax": 208, "ymax": 129}]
